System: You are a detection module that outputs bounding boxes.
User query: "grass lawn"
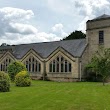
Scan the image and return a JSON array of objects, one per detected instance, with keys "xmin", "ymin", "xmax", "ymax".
[{"xmin": 0, "ymin": 81, "xmax": 110, "ymax": 110}]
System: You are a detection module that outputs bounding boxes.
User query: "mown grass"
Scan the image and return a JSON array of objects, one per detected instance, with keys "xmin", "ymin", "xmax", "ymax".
[{"xmin": 0, "ymin": 81, "xmax": 110, "ymax": 110}]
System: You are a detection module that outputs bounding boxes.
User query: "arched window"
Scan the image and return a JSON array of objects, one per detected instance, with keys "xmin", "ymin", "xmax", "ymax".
[
  {"xmin": 0, "ymin": 58, "xmax": 12, "ymax": 71},
  {"xmin": 49, "ymin": 55, "xmax": 71, "ymax": 73},
  {"xmin": 24, "ymin": 56, "xmax": 41, "ymax": 73}
]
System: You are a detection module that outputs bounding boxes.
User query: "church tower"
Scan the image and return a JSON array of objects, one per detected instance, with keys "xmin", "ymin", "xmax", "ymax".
[{"xmin": 86, "ymin": 14, "xmax": 110, "ymax": 60}]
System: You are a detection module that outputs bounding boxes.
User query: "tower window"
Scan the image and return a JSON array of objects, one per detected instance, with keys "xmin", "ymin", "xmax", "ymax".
[{"xmin": 99, "ymin": 31, "xmax": 104, "ymax": 44}]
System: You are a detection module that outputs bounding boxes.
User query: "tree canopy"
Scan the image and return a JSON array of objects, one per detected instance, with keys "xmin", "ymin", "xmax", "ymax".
[
  {"xmin": 8, "ymin": 61, "xmax": 27, "ymax": 81},
  {"xmin": 63, "ymin": 30, "xmax": 86, "ymax": 40}
]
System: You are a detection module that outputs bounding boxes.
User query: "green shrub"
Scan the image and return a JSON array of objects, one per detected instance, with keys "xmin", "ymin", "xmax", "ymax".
[
  {"xmin": 84, "ymin": 67, "xmax": 102, "ymax": 82},
  {"xmin": 8, "ymin": 61, "xmax": 27, "ymax": 81},
  {"xmin": 0, "ymin": 71, "xmax": 10, "ymax": 92},
  {"xmin": 15, "ymin": 71, "xmax": 31, "ymax": 87}
]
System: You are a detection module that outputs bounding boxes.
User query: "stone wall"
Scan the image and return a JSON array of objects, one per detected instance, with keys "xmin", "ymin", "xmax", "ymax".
[
  {"xmin": 0, "ymin": 48, "xmax": 80, "ymax": 82},
  {"xmin": 87, "ymin": 19, "xmax": 110, "ymax": 30},
  {"xmin": 80, "ymin": 45, "xmax": 89, "ymax": 78},
  {"xmin": 86, "ymin": 18, "xmax": 110, "ymax": 61},
  {"xmin": 46, "ymin": 49, "xmax": 80, "ymax": 81}
]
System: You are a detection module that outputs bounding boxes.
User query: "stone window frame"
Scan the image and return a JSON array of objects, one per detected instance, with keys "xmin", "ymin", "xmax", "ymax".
[
  {"xmin": 49, "ymin": 55, "xmax": 72, "ymax": 73},
  {"xmin": 99, "ymin": 30, "xmax": 104, "ymax": 44},
  {"xmin": 0, "ymin": 57, "xmax": 12, "ymax": 72},
  {"xmin": 23, "ymin": 55, "xmax": 41, "ymax": 73}
]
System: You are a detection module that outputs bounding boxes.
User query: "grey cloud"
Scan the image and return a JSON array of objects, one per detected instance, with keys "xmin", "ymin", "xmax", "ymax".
[
  {"xmin": 74, "ymin": 1, "xmax": 88, "ymax": 16},
  {"xmin": 75, "ymin": 1, "xmax": 83, "ymax": 8},
  {"xmin": 92, "ymin": 6, "xmax": 110, "ymax": 16},
  {"xmin": 7, "ymin": 23, "xmax": 38, "ymax": 35},
  {"xmin": 74, "ymin": 0, "xmax": 110, "ymax": 17}
]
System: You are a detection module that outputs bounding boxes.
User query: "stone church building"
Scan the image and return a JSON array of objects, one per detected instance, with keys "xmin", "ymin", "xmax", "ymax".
[{"xmin": 0, "ymin": 14, "xmax": 110, "ymax": 81}]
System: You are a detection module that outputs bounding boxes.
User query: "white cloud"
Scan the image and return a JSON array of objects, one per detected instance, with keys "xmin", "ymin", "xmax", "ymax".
[
  {"xmin": 0, "ymin": 7, "xmax": 67, "ymax": 45},
  {"xmin": 47, "ymin": 0, "xmax": 110, "ymax": 33},
  {"xmin": 78, "ymin": 16, "xmax": 89, "ymax": 33},
  {"xmin": 75, "ymin": 0, "xmax": 110, "ymax": 16},
  {"xmin": 0, "ymin": 32, "xmax": 60, "ymax": 45},
  {"xmin": 0, "ymin": 7, "xmax": 34, "ymax": 22},
  {"xmin": 52, "ymin": 23, "xmax": 68, "ymax": 37},
  {"xmin": 1, "ymin": 0, "xmax": 109, "ymax": 45},
  {"xmin": 52, "ymin": 24, "xmax": 63, "ymax": 32},
  {"xmin": 90, "ymin": 0, "xmax": 109, "ymax": 8},
  {"xmin": 75, "ymin": 0, "xmax": 110, "ymax": 32}
]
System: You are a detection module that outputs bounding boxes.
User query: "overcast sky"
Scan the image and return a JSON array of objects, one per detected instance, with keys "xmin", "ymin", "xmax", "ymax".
[{"xmin": 0, "ymin": 0, "xmax": 110, "ymax": 45}]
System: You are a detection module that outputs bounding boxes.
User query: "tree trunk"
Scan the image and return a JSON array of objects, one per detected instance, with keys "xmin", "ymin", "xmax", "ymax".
[{"xmin": 103, "ymin": 78, "xmax": 105, "ymax": 86}]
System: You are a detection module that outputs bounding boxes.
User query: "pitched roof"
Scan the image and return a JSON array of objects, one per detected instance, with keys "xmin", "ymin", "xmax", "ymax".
[
  {"xmin": 93, "ymin": 14, "xmax": 110, "ymax": 20},
  {"xmin": 88, "ymin": 14, "xmax": 110, "ymax": 22},
  {"xmin": 0, "ymin": 39, "xmax": 87, "ymax": 59}
]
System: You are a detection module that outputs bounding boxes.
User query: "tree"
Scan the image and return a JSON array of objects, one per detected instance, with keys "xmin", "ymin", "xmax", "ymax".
[
  {"xmin": 87, "ymin": 48, "xmax": 110, "ymax": 85},
  {"xmin": 63, "ymin": 30, "xmax": 86, "ymax": 40},
  {"xmin": 7, "ymin": 61, "xmax": 27, "ymax": 81}
]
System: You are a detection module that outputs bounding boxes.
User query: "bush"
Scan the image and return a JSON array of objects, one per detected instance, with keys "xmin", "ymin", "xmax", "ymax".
[
  {"xmin": 0, "ymin": 71, "xmax": 10, "ymax": 92},
  {"xmin": 8, "ymin": 61, "xmax": 27, "ymax": 81},
  {"xmin": 84, "ymin": 67, "xmax": 102, "ymax": 82},
  {"xmin": 15, "ymin": 71, "xmax": 31, "ymax": 87}
]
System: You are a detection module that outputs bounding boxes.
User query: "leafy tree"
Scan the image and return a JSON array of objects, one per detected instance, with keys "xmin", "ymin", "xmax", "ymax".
[
  {"xmin": 63, "ymin": 30, "xmax": 86, "ymax": 40},
  {"xmin": 86, "ymin": 48, "xmax": 110, "ymax": 85},
  {"xmin": 7, "ymin": 61, "xmax": 27, "ymax": 81}
]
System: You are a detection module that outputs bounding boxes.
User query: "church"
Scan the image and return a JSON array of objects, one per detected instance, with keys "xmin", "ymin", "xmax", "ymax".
[{"xmin": 0, "ymin": 14, "xmax": 110, "ymax": 81}]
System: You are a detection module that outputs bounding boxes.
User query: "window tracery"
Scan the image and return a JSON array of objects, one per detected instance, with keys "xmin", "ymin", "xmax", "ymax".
[
  {"xmin": 0, "ymin": 58, "xmax": 12, "ymax": 71},
  {"xmin": 49, "ymin": 55, "xmax": 71, "ymax": 73},
  {"xmin": 24, "ymin": 56, "xmax": 41, "ymax": 73}
]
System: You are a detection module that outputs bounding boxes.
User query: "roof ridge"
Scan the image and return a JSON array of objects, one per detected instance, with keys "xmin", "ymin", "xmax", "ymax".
[
  {"xmin": 10, "ymin": 39, "xmax": 85, "ymax": 47},
  {"xmin": 92, "ymin": 14, "xmax": 110, "ymax": 21}
]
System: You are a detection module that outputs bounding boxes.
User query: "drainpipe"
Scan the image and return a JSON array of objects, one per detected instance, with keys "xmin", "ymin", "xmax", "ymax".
[{"xmin": 79, "ymin": 61, "xmax": 82, "ymax": 81}]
